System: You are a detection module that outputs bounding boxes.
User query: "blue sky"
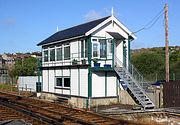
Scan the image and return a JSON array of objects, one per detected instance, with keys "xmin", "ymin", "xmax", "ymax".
[{"xmin": 0, "ymin": 0, "xmax": 179, "ymax": 53}]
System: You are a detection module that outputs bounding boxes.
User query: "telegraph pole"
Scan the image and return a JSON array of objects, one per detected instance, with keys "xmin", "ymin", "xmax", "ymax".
[{"xmin": 165, "ymin": 4, "xmax": 169, "ymax": 82}]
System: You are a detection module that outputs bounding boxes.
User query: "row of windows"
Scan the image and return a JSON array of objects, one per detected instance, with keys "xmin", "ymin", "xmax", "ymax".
[
  {"xmin": 56, "ymin": 77, "xmax": 70, "ymax": 88},
  {"xmin": 43, "ymin": 38, "xmax": 112, "ymax": 62},
  {"xmin": 43, "ymin": 40, "xmax": 87, "ymax": 62},
  {"xmin": 43, "ymin": 44, "xmax": 70, "ymax": 62}
]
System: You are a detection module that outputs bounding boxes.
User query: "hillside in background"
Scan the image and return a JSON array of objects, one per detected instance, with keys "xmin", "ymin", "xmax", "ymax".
[{"xmin": 131, "ymin": 46, "xmax": 180, "ymax": 82}]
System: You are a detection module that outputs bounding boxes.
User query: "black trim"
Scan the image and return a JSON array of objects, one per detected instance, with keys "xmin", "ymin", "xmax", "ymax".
[
  {"xmin": 54, "ymin": 87, "xmax": 70, "ymax": 90},
  {"xmin": 91, "ymin": 96, "xmax": 118, "ymax": 99},
  {"xmin": 41, "ymin": 64, "xmax": 89, "ymax": 70}
]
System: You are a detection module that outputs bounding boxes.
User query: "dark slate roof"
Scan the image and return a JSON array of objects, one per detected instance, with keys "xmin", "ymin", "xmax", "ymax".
[{"xmin": 37, "ymin": 16, "xmax": 110, "ymax": 46}]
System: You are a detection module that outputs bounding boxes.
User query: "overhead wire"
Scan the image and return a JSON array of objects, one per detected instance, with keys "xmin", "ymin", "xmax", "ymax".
[{"xmin": 133, "ymin": 8, "xmax": 164, "ymax": 34}]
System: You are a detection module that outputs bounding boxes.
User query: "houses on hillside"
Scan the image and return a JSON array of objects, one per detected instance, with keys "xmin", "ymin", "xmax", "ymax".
[{"xmin": 0, "ymin": 52, "xmax": 41, "ymax": 84}]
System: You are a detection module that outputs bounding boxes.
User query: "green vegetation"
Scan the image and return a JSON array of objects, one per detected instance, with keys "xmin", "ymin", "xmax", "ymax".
[
  {"xmin": 0, "ymin": 83, "xmax": 18, "ymax": 92},
  {"xmin": 131, "ymin": 46, "xmax": 180, "ymax": 82},
  {"xmin": 8, "ymin": 57, "xmax": 38, "ymax": 83}
]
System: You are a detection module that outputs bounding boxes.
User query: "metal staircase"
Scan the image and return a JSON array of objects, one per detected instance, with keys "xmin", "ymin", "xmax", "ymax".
[{"xmin": 114, "ymin": 56, "xmax": 155, "ymax": 109}]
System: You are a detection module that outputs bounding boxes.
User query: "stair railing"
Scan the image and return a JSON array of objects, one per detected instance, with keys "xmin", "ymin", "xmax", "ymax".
[{"xmin": 114, "ymin": 55, "xmax": 153, "ymax": 92}]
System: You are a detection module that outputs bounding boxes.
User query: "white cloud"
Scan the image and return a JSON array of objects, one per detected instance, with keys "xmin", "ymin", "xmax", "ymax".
[{"xmin": 84, "ymin": 10, "xmax": 102, "ymax": 22}]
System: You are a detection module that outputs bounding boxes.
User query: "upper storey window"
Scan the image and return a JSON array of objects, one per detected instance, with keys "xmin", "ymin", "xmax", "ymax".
[
  {"xmin": 50, "ymin": 48, "xmax": 55, "ymax": 61},
  {"xmin": 64, "ymin": 43, "xmax": 70, "ymax": 60},
  {"xmin": 43, "ymin": 50, "xmax": 48, "ymax": 62},
  {"xmin": 56, "ymin": 47, "xmax": 62, "ymax": 61},
  {"xmin": 99, "ymin": 39, "xmax": 106, "ymax": 58},
  {"xmin": 81, "ymin": 40, "xmax": 88, "ymax": 58}
]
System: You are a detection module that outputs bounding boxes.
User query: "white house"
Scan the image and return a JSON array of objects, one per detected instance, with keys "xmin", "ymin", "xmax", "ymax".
[{"xmin": 37, "ymin": 14, "xmax": 155, "ymax": 109}]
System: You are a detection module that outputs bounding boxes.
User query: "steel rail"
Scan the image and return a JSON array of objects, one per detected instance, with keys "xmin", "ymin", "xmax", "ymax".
[{"xmin": 0, "ymin": 91, "xmax": 123, "ymax": 125}]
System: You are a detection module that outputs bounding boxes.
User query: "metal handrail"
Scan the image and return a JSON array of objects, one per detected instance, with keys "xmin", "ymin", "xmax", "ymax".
[
  {"xmin": 41, "ymin": 51, "xmax": 113, "ymax": 67},
  {"xmin": 114, "ymin": 55, "xmax": 153, "ymax": 91},
  {"xmin": 114, "ymin": 55, "xmax": 155, "ymax": 107}
]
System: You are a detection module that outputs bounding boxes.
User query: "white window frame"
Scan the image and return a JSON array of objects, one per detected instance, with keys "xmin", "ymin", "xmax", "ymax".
[
  {"xmin": 43, "ymin": 49, "xmax": 49, "ymax": 62},
  {"xmin": 56, "ymin": 46, "xmax": 63, "ymax": 61},
  {"xmin": 64, "ymin": 43, "xmax": 70, "ymax": 60},
  {"xmin": 92, "ymin": 38, "xmax": 100, "ymax": 58},
  {"xmin": 55, "ymin": 77, "xmax": 70, "ymax": 88},
  {"xmin": 99, "ymin": 39, "xmax": 107, "ymax": 59},
  {"xmin": 81, "ymin": 40, "xmax": 88, "ymax": 58},
  {"xmin": 49, "ymin": 47, "xmax": 55, "ymax": 62},
  {"xmin": 56, "ymin": 77, "xmax": 63, "ymax": 87}
]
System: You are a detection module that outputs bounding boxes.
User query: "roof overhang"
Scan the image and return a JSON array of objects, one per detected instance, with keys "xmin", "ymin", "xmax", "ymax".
[
  {"xmin": 107, "ymin": 32, "xmax": 125, "ymax": 40},
  {"xmin": 37, "ymin": 35, "xmax": 85, "ymax": 46}
]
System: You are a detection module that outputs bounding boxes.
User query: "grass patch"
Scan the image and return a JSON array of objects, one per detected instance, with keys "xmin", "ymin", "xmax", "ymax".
[{"xmin": 0, "ymin": 83, "xmax": 18, "ymax": 92}]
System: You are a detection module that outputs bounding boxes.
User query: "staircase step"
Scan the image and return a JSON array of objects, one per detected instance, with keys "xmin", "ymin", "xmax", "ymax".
[
  {"xmin": 144, "ymin": 104, "xmax": 155, "ymax": 109},
  {"xmin": 115, "ymin": 66, "xmax": 155, "ymax": 109},
  {"xmin": 133, "ymin": 88, "xmax": 141, "ymax": 91}
]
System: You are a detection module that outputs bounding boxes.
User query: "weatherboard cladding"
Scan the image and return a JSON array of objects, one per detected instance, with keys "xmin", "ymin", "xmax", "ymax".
[{"xmin": 37, "ymin": 16, "xmax": 110, "ymax": 46}]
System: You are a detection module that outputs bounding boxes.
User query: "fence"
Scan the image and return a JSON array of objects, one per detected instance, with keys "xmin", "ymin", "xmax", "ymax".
[
  {"xmin": 163, "ymin": 80, "xmax": 180, "ymax": 107},
  {"xmin": 18, "ymin": 76, "xmax": 42, "ymax": 92}
]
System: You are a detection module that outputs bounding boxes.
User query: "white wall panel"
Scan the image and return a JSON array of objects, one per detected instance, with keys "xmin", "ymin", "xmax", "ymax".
[
  {"xmin": 55, "ymin": 69, "xmax": 62, "ymax": 76},
  {"xmin": 42, "ymin": 70, "xmax": 48, "ymax": 92},
  {"xmin": 63, "ymin": 69, "xmax": 70, "ymax": 76},
  {"xmin": 92, "ymin": 21, "xmax": 128, "ymax": 39},
  {"xmin": 55, "ymin": 89, "xmax": 62, "ymax": 94},
  {"xmin": 63, "ymin": 89, "xmax": 70, "ymax": 95},
  {"xmin": 116, "ymin": 40, "xmax": 123, "ymax": 65},
  {"xmin": 71, "ymin": 69, "xmax": 78, "ymax": 95},
  {"xmin": 49, "ymin": 69, "xmax": 55, "ymax": 93},
  {"xmin": 92, "ymin": 72, "xmax": 105, "ymax": 97},
  {"xmin": 80, "ymin": 68, "xmax": 88, "ymax": 97},
  {"xmin": 107, "ymin": 72, "xmax": 117, "ymax": 96},
  {"xmin": 70, "ymin": 41, "xmax": 78, "ymax": 55}
]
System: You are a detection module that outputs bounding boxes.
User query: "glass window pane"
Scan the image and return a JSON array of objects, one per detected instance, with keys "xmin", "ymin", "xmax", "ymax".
[
  {"xmin": 99, "ymin": 39, "xmax": 106, "ymax": 58},
  {"xmin": 81, "ymin": 40, "xmax": 84, "ymax": 58},
  {"xmin": 93, "ymin": 43, "xmax": 98, "ymax": 57},
  {"xmin": 107, "ymin": 39, "xmax": 112, "ymax": 53},
  {"xmin": 56, "ymin": 78, "xmax": 62, "ymax": 87},
  {"xmin": 44, "ymin": 50, "xmax": 48, "ymax": 62},
  {"xmin": 56, "ymin": 48, "xmax": 62, "ymax": 61},
  {"xmin": 50, "ymin": 49, "xmax": 55, "ymax": 61},
  {"xmin": 64, "ymin": 78, "xmax": 70, "ymax": 87},
  {"xmin": 64, "ymin": 46, "xmax": 70, "ymax": 60},
  {"xmin": 85, "ymin": 40, "xmax": 88, "ymax": 57}
]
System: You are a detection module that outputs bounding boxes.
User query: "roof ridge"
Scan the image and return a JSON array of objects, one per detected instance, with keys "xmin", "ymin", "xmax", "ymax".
[
  {"xmin": 57, "ymin": 16, "xmax": 111, "ymax": 33},
  {"xmin": 37, "ymin": 16, "xmax": 111, "ymax": 46}
]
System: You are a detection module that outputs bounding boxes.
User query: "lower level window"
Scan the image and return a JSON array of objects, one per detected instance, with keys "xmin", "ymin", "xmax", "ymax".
[
  {"xmin": 56, "ymin": 78, "xmax": 62, "ymax": 87},
  {"xmin": 64, "ymin": 78, "xmax": 70, "ymax": 87},
  {"xmin": 56, "ymin": 77, "xmax": 70, "ymax": 88}
]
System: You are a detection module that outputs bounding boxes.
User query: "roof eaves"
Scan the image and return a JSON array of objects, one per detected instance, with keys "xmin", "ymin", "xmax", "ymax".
[{"xmin": 37, "ymin": 35, "xmax": 85, "ymax": 46}]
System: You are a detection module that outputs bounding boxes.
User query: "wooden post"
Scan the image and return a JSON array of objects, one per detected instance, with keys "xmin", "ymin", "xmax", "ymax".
[{"xmin": 165, "ymin": 4, "xmax": 169, "ymax": 82}]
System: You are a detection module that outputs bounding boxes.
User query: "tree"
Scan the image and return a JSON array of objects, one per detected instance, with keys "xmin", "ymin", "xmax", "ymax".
[
  {"xmin": 132, "ymin": 47, "xmax": 180, "ymax": 81},
  {"xmin": 8, "ymin": 57, "xmax": 38, "ymax": 83},
  {"xmin": 132, "ymin": 52, "xmax": 165, "ymax": 81}
]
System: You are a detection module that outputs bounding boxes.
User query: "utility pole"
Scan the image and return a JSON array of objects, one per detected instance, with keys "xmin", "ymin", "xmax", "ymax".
[{"xmin": 165, "ymin": 4, "xmax": 169, "ymax": 82}]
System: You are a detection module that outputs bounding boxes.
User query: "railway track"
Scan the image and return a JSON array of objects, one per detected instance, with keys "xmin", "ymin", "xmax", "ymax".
[
  {"xmin": 0, "ymin": 104, "xmax": 46, "ymax": 125},
  {"xmin": 0, "ymin": 91, "xmax": 138, "ymax": 125}
]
